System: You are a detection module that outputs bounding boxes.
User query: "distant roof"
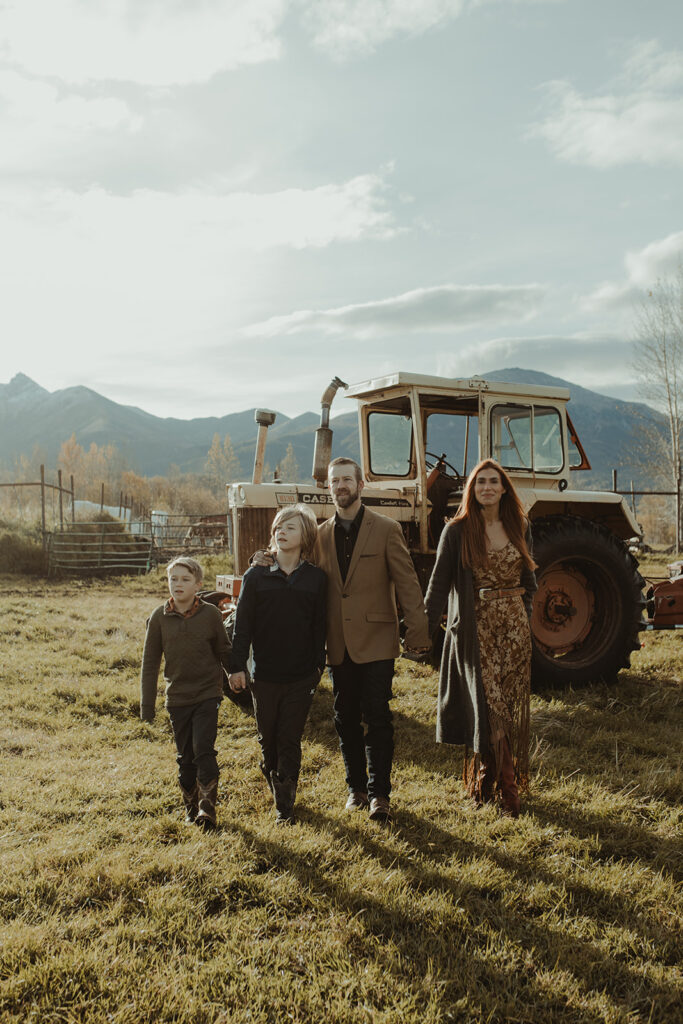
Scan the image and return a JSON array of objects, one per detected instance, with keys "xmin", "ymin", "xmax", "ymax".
[{"xmin": 345, "ymin": 371, "xmax": 571, "ymax": 402}]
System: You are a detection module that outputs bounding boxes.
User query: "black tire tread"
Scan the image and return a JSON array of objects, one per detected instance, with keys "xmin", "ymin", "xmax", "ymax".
[{"xmin": 530, "ymin": 514, "xmax": 646, "ymax": 689}]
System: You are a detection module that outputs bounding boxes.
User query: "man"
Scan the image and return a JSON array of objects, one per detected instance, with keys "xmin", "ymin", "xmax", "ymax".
[{"xmin": 317, "ymin": 458, "xmax": 430, "ymax": 821}]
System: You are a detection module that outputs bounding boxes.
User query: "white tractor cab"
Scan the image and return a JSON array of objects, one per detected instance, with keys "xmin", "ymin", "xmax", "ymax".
[{"xmin": 224, "ymin": 373, "xmax": 645, "ymax": 688}]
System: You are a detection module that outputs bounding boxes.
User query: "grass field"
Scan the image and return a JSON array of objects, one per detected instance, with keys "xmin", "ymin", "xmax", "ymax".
[{"xmin": 0, "ymin": 564, "xmax": 681, "ymax": 1024}]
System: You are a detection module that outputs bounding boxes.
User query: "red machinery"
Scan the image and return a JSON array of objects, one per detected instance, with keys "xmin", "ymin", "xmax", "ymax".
[{"xmin": 645, "ymin": 561, "xmax": 683, "ymax": 629}]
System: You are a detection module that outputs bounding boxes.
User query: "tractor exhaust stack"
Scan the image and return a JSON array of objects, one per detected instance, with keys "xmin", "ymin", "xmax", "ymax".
[
  {"xmin": 312, "ymin": 376, "xmax": 348, "ymax": 486},
  {"xmin": 252, "ymin": 409, "xmax": 276, "ymax": 484}
]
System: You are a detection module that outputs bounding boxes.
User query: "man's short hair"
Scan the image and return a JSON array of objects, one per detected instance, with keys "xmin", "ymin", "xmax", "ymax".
[
  {"xmin": 328, "ymin": 457, "xmax": 363, "ymax": 482},
  {"xmin": 270, "ymin": 504, "xmax": 319, "ymax": 560},
  {"xmin": 166, "ymin": 556, "xmax": 203, "ymax": 583}
]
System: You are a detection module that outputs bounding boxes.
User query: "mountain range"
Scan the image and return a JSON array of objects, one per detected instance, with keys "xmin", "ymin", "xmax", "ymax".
[{"xmin": 0, "ymin": 370, "xmax": 663, "ymax": 491}]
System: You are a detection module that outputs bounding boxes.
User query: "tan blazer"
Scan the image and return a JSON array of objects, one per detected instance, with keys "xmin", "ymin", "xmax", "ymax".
[{"xmin": 315, "ymin": 507, "xmax": 430, "ymax": 666}]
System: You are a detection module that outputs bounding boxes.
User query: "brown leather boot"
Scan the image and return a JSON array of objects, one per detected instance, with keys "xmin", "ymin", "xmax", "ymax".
[
  {"xmin": 195, "ymin": 778, "xmax": 218, "ymax": 830},
  {"xmin": 498, "ymin": 741, "xmax": 520, "ymax": 818},
  {"xmin": 474, "ymin": 755, "xmax": 495, "ymax": 807},
  {"xmin": 179, "ymin": 781, "xmax": 198, "ymax": 824},
  {"xmin": 270, "ymin": 771, "xmax": 297, "ymax": 825}
]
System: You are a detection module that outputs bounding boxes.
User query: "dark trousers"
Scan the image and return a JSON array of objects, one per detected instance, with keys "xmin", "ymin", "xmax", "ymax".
[
  {"xmin": 250, "ymin": 673, "xmax": 318, "ymax": 781},
  {"xmin": 167, "ymin": 697, "xmax": 221, "ymax": 790},
  {"xmin": 330, "ymin": 652, "xmax": 394, "ymax": 800}
]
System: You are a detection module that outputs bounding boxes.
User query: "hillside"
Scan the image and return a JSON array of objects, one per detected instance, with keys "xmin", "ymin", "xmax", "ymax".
[{"xmin": 0, "ymin": 370, "xmax": 666, "ymax": 489}]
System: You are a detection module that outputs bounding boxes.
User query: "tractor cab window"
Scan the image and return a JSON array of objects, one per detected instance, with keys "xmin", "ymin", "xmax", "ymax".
[
  {"xmin": 368, "ymin": 410, "xmax": 413, "ymax": 476},
  {"xmin": 490, "ymin": 404, "xmax": 563, "ymax": 473},
  {"xmin": 425, "ymin": 412, "xmax": 479, "ymax": 479},
  {"xmin": 534, "ymin": 407, "xmax": 563, "ymax": 470}
]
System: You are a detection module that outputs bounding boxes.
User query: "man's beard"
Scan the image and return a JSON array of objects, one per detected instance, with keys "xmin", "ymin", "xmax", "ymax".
[{"xmin": 334, "ymin": 484, "xmax": 360, "ymax": 509}]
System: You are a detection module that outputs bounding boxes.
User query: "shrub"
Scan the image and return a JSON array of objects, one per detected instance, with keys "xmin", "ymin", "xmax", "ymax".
[{"xmin": 0, "ymin": 518, "xmax": 45, "ymax": 574}]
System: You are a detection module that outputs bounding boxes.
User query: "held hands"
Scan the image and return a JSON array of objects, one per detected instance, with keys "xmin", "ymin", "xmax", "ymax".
[
  {"xmin": 401, "ymin": 644, "xmax": 432, "ymax": 664},
  {"xmin": 228, "ymin": 671, "xmax": 248, "ymax": 692}
]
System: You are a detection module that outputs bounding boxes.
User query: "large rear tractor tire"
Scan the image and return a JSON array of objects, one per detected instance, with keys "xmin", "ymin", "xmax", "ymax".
[{"xmin": 530, "ymin": 515, "xmax": 646, "ymax": 689}]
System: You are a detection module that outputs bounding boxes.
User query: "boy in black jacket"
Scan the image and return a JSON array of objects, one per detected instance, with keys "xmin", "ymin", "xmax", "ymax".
[{"xmin": 229, "ymin": 504, "xmax": 326, "ymax": 823}]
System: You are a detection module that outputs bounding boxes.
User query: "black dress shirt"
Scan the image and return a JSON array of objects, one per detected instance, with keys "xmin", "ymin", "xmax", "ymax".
[{"xmin": 333, "ymin": 504, "xmax": 365, "ymax": 582}]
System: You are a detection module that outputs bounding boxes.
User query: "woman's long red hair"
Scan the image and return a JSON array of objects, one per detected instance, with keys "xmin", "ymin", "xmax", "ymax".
[{"xmin": 453, "ymin": 459, "xmax": 536, "ymax": 570}]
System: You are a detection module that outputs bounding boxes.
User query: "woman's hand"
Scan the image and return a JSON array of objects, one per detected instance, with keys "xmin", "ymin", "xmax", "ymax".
[{"xmin": 228, "ymin": 671, "xmax": 247, "ymax": 692}]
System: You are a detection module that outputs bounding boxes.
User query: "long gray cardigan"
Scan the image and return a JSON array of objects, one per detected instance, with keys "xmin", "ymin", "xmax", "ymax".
[{"xmin": 424, "ymin": 520, "xmax": 537, "ymax": 752}]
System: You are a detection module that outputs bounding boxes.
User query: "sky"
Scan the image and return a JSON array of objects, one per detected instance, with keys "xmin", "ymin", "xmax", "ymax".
[{"xmin": 1, "ymin": 0, "xmax": 682, "ymax": 420}]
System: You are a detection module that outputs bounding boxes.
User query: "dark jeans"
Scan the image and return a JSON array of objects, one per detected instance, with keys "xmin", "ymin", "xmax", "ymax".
[
  {"xmin": 250, "ymin": 673, "xmax": 318, "ymax": 781},
  {"xmin": 167, "ymin": 697, "xmax": 221, "ymax": 790},
  {"xmin": 330, "ymin": 652, "xmax": 394, "ymax": 800}
]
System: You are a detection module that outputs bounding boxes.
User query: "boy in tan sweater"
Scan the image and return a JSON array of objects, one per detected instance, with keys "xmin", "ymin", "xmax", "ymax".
[{"xmin": 140, "ymin": 557, "xmax": 231, "ymax": 829}]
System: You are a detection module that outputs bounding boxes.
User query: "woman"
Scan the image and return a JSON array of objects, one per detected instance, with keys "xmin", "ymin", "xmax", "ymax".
[{"xmin": 424, "ymin": 459, "xmax": 537, "ymax": 817}]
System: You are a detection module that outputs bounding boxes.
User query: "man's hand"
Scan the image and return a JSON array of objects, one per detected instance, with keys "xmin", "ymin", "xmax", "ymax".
[
  {"xmin": 401, "ymin": 645, "xmax": 432, "ymax": 664},
  {"xmin": 251, "ymin": 549, "xmax": 275, "ymax": 567},
  {"xmin": 229, "ymin": 671, "xmax": 248, "ymax": 692}
]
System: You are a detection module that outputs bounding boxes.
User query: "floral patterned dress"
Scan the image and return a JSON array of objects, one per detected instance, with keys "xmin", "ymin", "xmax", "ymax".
[{"xmin": 470, "ymin": 541, "xmax": 532, "ymax": 793}]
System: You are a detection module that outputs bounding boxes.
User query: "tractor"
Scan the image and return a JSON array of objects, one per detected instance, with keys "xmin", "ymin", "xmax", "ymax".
[{"xmin": 219, "ymin": 372, "xmax": 648, "ymax": 688}]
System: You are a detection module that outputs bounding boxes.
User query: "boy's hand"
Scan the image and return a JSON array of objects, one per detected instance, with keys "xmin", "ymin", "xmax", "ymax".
[
  {"xmin": 229, "ymin": 671, "xmax": 248, "ymax": 692},
  {"xmin": 251, "ymin": 549, "xmax": 275, "ymax": 567}
]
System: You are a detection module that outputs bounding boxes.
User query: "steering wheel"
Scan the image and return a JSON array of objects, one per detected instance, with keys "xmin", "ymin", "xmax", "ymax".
[{"xmin": 425, "ymin": 451, "xmax": 463, "ymax": 483}]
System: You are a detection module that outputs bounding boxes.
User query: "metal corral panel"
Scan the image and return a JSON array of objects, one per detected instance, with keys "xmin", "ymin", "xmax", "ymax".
[{"xmin": 47, "ymin": 524, "xmax": 153, "ymax": 576}]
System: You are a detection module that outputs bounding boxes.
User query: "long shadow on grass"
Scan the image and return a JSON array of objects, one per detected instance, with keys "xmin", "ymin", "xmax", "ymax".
[
  {"xmin": 526, "ymin": 795, "xmax": 682, "ymax": 881},
  {"xmin": 229, "ymin": 814, "xmax": 679, "ymax": 1024},
  {"xmin": 302, "ymin": 801, "xmax": 680, "ymax": 974}
]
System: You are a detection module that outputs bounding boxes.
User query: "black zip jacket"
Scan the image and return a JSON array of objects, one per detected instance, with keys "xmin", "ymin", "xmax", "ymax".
[{"xmin": 230, "ymin": 561, "xmax": 327, "ymax": 684}]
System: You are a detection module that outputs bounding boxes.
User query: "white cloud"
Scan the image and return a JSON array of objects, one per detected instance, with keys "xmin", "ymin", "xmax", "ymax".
[
  {"xmin": 0, "ymin": 72, "xmax": 139, "ymax": 132},
  {"xmin": 0, "ymin": 0, "xmax": 286, "ymax": 86},
  {"xmin": 0, "ymin": 71, "xmax": 142, "ymax": 173},
  {"xmin": 299, "ymin": 0, "xmax": 563, "ymax": 59},
  {"xmin": 583, "ymin": 230, "xmax": 683, "ymax": 312},
  {"xmin": 437, "ymin": 332, "xmax": 636, "ymax": 394},
  {"xmin": 244, "ymin": 283, "xmax": 545, "ymax": 338},
  {"xmin": 0, "ymin": 171, "xmax": 398, "ymax": 381},
  {"xmin": 530, "ymin": 41, "xmax": 683, "ymax": 168},
  {"xmin": 300, "ymin": 0, "xmax": 466, "ymax": 59},
  {"xmin": 0, "ymin": 169, "xmax": 395, "ymax": 259}
]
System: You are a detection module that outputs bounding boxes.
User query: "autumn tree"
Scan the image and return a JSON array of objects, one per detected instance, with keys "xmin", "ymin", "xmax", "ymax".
[
  {"xmin": 58, "ymin": 434, "xmax": 84, "ymax": 483},
  {"xmin": 205, "ymin": 433, "xmax": 240, "ymax": 497},
  {"xmin": 279, "ymin": 443, "xmax": 300, "ymax": 483},
  {"xmin": 633, "ymin": 266, "xmax": 683, "ymax": 546}
]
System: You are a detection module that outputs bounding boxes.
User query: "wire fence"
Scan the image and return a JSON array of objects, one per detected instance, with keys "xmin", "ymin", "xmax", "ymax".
[
  {"xmin": 1, "ymin": 465, "xmax": 230, "ymax": 576},
  {"xmin": 44, "ymin": 512, "xmax": 229, "ymax": 577}
]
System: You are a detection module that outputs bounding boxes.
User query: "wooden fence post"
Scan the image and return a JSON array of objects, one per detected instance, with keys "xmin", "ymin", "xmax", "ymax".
[
  {"xmin": 71, "ymin": 474, "xmax": 75, "ymax": 523},
  {"xmin": 677, "ymin": 470, "xmax": 681, "ymax": 557},
  {"xmin": 58, "ymin": 469, "xmax": 64, "ymax": 531},
  {"xmin": 100, "ymin": 482, "xmax": 105, "ymax": 512},
  {"xmin": 40, "ymin": 464, "xmax": 47, "ymax": 566}
]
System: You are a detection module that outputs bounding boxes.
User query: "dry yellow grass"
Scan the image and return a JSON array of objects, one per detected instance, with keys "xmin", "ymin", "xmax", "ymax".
[{"xmin": 0, "ymin": 569, "xmax": 680, "ymax": 1024}]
